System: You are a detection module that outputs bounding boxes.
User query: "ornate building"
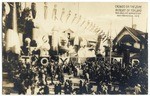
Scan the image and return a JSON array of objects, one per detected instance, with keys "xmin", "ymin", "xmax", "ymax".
[{"xmin": 113, "ymin": 26, "xmax": 148, "ymax": 66}]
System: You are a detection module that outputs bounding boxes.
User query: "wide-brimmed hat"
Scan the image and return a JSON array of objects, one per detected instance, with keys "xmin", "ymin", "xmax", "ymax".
[{"xmin": 137, "ymin": 84, "xmax": 141, "ymax": 87}]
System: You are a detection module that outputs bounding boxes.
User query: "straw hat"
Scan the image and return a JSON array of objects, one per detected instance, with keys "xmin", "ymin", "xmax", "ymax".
[{"xmin": 137, "ymin": 84, "xmax": 141, "ymax": 87}]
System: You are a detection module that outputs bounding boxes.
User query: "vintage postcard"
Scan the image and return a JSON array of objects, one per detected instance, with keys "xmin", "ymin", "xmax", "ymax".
[{"xmin": 2, "ymin": 2, "xmax": 148, "ymax": 95}]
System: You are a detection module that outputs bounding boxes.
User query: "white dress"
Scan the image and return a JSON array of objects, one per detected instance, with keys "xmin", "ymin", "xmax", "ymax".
[{"xmin": 26, "ymin": 87, "xmax": 31, "ymax": 95}]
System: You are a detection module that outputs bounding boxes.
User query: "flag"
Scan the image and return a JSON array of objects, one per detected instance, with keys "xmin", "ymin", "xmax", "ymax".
[
  {"xmin": 52, "ymin": 4, "xmax": 58, "ymax": 21},
  {"xmin": 85, "ymin": 20, "xmax": 90, "ymax": 29},
  {"xmin": 88, "ymin": 22, "xmax": 93, "ymax": 30},
  {"xmin": 96, "ymin": 28, "xmax": 101, "ymax": 33},
  {"xmin": 92, "ymin": 25, "xmax": 97, "ymax": 32},
  {"xmin": 99, "ymin": 30, "xmax": 104, "ymax": 35},
  {"xmin": 90, "ymin": 24, "xmax": 95, "ymax": 31},
  {"xmin": 80, "ymin": 19, "xmax": 86, "ymax": 26},
  {"xmin": 103, "ymin": 31, "xmax": 109, "ymax": 43},
  {"xmin": 60, "ymin": 8, "xmax": 65, "ymax": 22},
  {"xmin": 66, "ymin": 10, "xmax": 71, "ymax": 22},
  {"xmin": 102, "ymin": 35, "xmax": 107, "ymax": 41},
  {"xmin": 99, "ymin": 30, "xmax": 102, "ymax": 34},
  {"xmin": 44, "ymin": 2, "xmax": 48, "ymax": 20},
  {"xmin": 96, "ymin": 29, "xmax": 101, "ymax": 34},
  {"xmin": 93, "ymin": 26, "xmax": 99, "ymax": 32},
  {"xmin": 76, "ymin": 15, "xmax": 81, "ymax": 24},
  {"xmin": 86, "ymin": 21, "xmax": 91, "ymax": 29},
  {"xmin": 5, "ymin": 3, "xmax": 21, "ymax": 55},
  {"xmin": 71, "ymin": 13, "xmax": 77, "ymax": 24},
  {"xmin": 101, "ymin": 33, "xmax": 105, "ymax": 38},
  {"xmin": 103, "ymin": 37, "xmax": 108, "ymax": 43}
]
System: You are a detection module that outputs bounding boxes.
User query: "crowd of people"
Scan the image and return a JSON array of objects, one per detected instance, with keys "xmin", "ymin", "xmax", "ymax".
[{"xmin": 3, "ymin": 53, "xmax": 148, "ymax": 95}]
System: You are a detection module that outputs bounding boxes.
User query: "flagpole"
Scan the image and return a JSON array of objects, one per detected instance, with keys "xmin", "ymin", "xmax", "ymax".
[
  {"xmin": 132, "ymin": 15, "xmax": 133, "ymax": 28},
  {"xmin": 109, "ymin": 22, "xmax": 112, "ymax": 64}
]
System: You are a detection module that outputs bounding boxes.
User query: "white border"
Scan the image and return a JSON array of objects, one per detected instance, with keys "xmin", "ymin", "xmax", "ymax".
[
  {"xmin": 0, "ymin": 0, "xmax": 149, "ymax": 96},
  {"xmin": 1, "ymin": 0, "xmax": 150, "ymax": 2}
]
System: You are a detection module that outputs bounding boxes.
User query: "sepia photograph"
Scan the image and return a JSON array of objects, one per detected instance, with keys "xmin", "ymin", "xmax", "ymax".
[{"xmin": 2, "ymin": 2, "xmax": 148, "ymax": 95}]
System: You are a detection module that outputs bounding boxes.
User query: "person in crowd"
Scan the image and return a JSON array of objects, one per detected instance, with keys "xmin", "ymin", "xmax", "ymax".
[
  {"xmin": 18, "ymin": 81, "xmax": 26, "ymax": 95},
  {"xmin": 58, "ymin": 81, "xmax": 62, "ymax": 94},
  {"xmin": 26, "ymin": 86, "xmax": 32, "ymax": 95},
  {"xmin": 82, "ymin": 81, "xmax": 88, "ymax": 94},
  {"xmin": 79, "ymin": 80, "xmax": 83, "ymax": 94},
  {"xmin": 43, "ymin": 84, "xmax": 49, "ymax": 94},
  {"xmin": 54, "ymin": 82, "xmax": 59, "ymax": 94},
  {"xmin": 101, "ymin": 83, "xmax": 108, "ymax": 94},
  {"xmin": 134, "ymin": 84, "xmax": 141, "ymax": 94},
  {"xmin": 58, "ymin": 72, "xmax": 64, "ymax": 84},
  {"xmin": 97, "ymin": 82, "xmax": 102, "ymax": 94},
  {"xmin": 64, "ymin": 80, "xmax": 70, "ymax": 94}
]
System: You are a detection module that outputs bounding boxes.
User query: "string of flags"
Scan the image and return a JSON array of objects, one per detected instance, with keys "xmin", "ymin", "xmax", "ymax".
[
  {"xmin": 3, "ymin": 2, "xmax": 110, "ymax": 53},
  {"xmin": 51, "ymin": 3, "xmax": 109, "ymax": 43}
]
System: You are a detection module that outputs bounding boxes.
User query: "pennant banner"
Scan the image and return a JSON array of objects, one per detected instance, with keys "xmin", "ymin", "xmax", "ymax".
[
  {"xmin": 44, "ymin": 2, "xmax": 48, "ymax": 20},
  {"xmin": 60, "ymin": 8, "xmax": 65, "ymax": 22},
  {"xmin": 71, "ymin": 13, "xmax": 77, "ymax": 24},
  {"xmin": 5, "ymin": 3, "xmax": 21, "ymax": 55},
  {"xmin": 85, "ymin": 20, "xmax": 90, "ymax": 29},
  {"xmin": 76, "ymin": 15, "xmax": 81, "ymax": 24},
  {"xmin": 66, "ymin": 10, "xmax": 71, "ymax": 22},
  {"xmin": 80, "ymin": 19, "xmax": 86, "ymax": 26},
  {"xmin": 52, "ymin": 4, "xmax": 58, "ymax": 21}
]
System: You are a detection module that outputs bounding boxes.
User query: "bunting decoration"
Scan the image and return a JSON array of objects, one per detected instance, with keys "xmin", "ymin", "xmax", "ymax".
[
  {"xmin": 101, "ymin": 32, "xmax": 105, "ymax": 37},
  {"xmin": 66, "ymin": 10, "xmax": 71, "ymax": 22},
  {"xmin": 103, "ymin": 36, "xmax": 108, "ymax": 43},
  {"xmin": 103, "ymin": 31, "xmax": 110, "ymax": 43},
  {"xmin": 3, "ymin": 2, "xmax": 108, "ymax": 57},
  {"xmin": 96, "ymin": 28, "xmax": 101, "ymax": 34},
  {"xmin": 60, "ymin": 8, "xmax": 65, "ymax": 22},
  {"xmin": 80, "ymin": 19, "xmax": 86, "ymax": 26},
  {"xmin": 44, "ymin": 2, "xmax": 48, "ymax": 20},
  {"xmin": 52, "ymin": 4, "xmax": 58, "ymax": 21},
  {"xmin": 94, "ymin": 27, "xmax": 99, "ymax": 32},
  {"xmin": 5, "ymin": 3, "xmax": 21, "ymax": 55},
  {"xmin": 88, "ymin": 22, "xmax": 93, "ymax": 30},
  {"xmin": 76, "ymin": 15, "xmax": 81, "ymax": 24},
  {"xmin": 102, "ymin": 35, "xmax": 107, "ymax": 40},
  {"xmin": 99, "ymin": 30, "xmax": 104, "ymax": 35},
  {"xmin": 85, "ymin": 20, "xmax": 90, "ymax": 29},
  {"xmin": 90, "ymin": 24, "xmax": 95, "ymax": 31},
  {"xmin": 71, "ymin": 13, "xmax": 77, "ymax": 24}
]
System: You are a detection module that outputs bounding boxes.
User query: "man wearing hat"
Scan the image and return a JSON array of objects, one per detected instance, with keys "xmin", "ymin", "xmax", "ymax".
[{"xmin": 134, "ymin": 84, "xmax": 141, "ymax": 94}]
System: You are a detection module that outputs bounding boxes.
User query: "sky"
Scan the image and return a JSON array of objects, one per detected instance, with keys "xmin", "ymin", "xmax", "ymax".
[{"xmin": 24, "ymin": 2, "xmax": 148, "ymax": 38}]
